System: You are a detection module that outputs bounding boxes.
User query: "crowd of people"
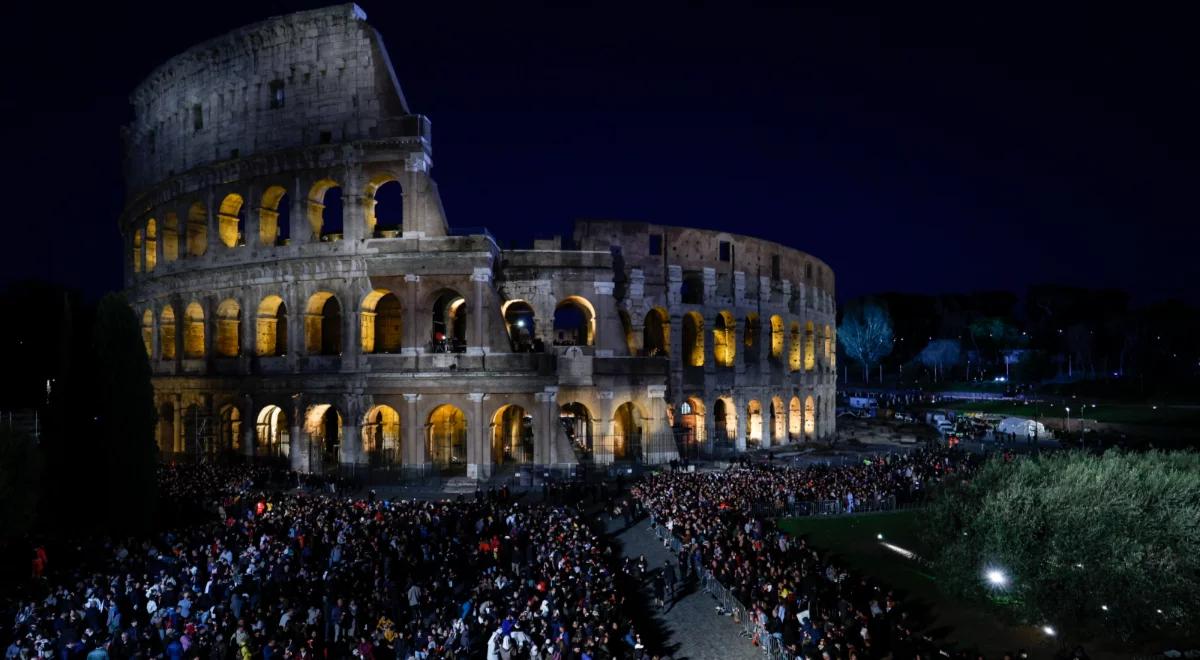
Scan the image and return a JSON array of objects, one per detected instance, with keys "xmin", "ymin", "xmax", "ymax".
[
  {"xmin": 4, "ymin": 465, "xmax": 649, "ymax": 659},
  {"xmin": 633, "ymin": 449, "xmax": 979, "ymax": 659}
]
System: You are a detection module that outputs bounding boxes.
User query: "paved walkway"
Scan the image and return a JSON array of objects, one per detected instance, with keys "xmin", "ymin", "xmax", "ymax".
[{"xmin": 607, "ymin": 517, "xmax": 761, "ymax": 660}]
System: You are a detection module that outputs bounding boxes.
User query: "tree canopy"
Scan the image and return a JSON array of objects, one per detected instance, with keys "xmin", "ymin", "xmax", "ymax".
[{"xmin": 837, "ymin": 299, "xmax": 894, "ymax": 383}]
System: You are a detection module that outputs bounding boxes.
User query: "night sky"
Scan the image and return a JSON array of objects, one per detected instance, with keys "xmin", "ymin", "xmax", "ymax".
[{"xmin": 1, "ymin": 2, "xmax": 1194, "ymax": 304}]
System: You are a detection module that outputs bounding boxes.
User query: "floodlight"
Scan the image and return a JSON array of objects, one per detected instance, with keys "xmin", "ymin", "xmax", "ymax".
[{"xmin": 985, "ymin": 568, "xmax": 1008, "ymax": 587}]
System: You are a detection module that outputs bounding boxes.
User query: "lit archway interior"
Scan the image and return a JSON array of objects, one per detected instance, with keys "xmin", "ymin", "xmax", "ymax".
[
  {"xmin": 132, "ymin": 229, "xmax": 142, "ymax": 273},
  {"xmin": 218, "ymin": 193, "xmax": 245, "ymax": 248},
  {"xmin": 790, "ymin": 321, "xmax": 802, "ymax": 372},
  {"xmin": 427, "ymin": 404, "xmax": 467, "ymax": 471},
  {"xmin": 746, "ymin": 400, "xmax": 762, "ymax": 447},
  {"xmin": 503, "ymin": 300, "xmax": 536, "ymax": 352},
  {"xmin": 714, "ymin": 397, "xmax": 737, "ymax": 442},
  {"xmin": 305, "ymin": 404, "xmax": 342, "ymax": 469},
  {"xmin": 804, "ymin": 395, "xmax": 816, "ymax": 438},
  {"xmin": 219, "ymin": 405, "xmax": 242, "ymax": 451},
  {"xmin": 805, "ymin": 321, "xmax": 816, "ymax": 372},
  {"xmin": 680, "ymin": 397, "xmax": 705, "ymax": 445},
  {"xmin": 713, "ymin": 311, "xmax": 735, "ymax": 367},
  {"xmin": 183, "ymin": 302, "xmax": 205, "ymax": 359},
  {"xmin": 259, "ymin": 185, "xmax": 289, "ymax": 246},
  {"xmin": 770, "ymin": 315, "xmax": 784, "ymax": 360},
  {"xmin": 141, "ymin": 309, "xmax": 154, "ymax": 357},
  {"xmin": 431, "ymin": 290, "xmax": 467, "ymax": 352},
  {"xmin": 683, "ymin": 311, "xmax": 704, "ymax": 367},
  {"xmin": 161, "ymin": 212, "xmax": 179, "ymax": 262},
  {"xmin": 145, "ymin": 219, "xmax": 157, "ymax": 271},
  {"xmin": 160, "ymin": 306, "xmax": 176, "ymax": 360},
  {"xmin": 186, "ymin": 201, "xmax": 207, "ymax": 257},
  {"xmin": 256, "ymin": 295, "xmax": 288, "ymax": 357},
  {"xmin": 553, "ymin": 296, "xmax": 595, "ymax": 346},
  {"xmin": 256, "ymin": 405, "xmax": 289, "ymax": 457},
  {"xmin": 789, "ymin": 396, "xmax": 802, "ymax": 440},
  {"xmin": 362, "ymin": 405, "xmax": 401, "ymax": 466},
  {"xmin": 308, "ymin": 179, "xmax": 343, "ymax": 239},
  {"xmin": 771, "ymin": 396, "xmax": 786, "ymax": 443},
  {"xmin": 611, "ymin": 401, "xmax": 643, "ymax": 461},
  {"xmin": 560, "ymin": 402, "xmax": 593, "ymax": 458},
  {"xmin": 643, "ymin": 307, "xmax": 670, "ymax": 357},
  {"xmin": 216, "ymin": 299, "xmax": 241, "ymax": 357},
  {"xmin": 305, "ymin": 292, "xmax": 342, "ymax": 355},
  {"xmin": 743, "ymin": 313, "xmax": 760, "ymax": 363},
  {"xmin": 361, "ymin": 289, "xmax": 403, "ymax": 354},
  {"xmin": 364, "ymin": 175, "xmax": 403, "ymax": 236},
  {"xmin": 491, "ymin": 404, "xmax": 532, "ymax": 465}
]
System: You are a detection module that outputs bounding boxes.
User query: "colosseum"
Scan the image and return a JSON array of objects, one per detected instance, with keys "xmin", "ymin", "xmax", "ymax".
[{"xmin": 121, "ymin": 4, "xmax": 837, "ymax": 481}]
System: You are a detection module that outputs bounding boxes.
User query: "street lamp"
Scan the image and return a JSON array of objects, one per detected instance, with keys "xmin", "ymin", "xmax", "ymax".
[{"xmin": 1065, "ymin": 407, "xmax": 1071, "ymax": 435}]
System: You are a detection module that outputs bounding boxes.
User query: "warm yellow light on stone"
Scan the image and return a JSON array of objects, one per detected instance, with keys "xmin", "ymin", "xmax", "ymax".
[
  {"xmin": 790, "ymin": 321, "xmax": 802, "ymax": 372},
  {"xmin": 770, "ymin": 315, "xmax": 784, "ymax": 359},
  {"xmin": 683, "ymin": 311, "xmax": 705, "ymax": 367},
  {"xmin": 713, "ymin": 310, "xmax": 735, "ymax": 367},
  {"xmin": 804, "ymin": 321, "xmax": 816, "ymax": 372}
]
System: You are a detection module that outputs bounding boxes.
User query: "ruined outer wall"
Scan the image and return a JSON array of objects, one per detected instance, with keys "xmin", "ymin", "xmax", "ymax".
[{"xmin": 123, "ymin": 3, "xmax": 410, "ymax": 196}]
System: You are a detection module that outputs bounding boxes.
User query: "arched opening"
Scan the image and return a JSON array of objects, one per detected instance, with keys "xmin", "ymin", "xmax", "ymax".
[
  {"xmin": 362, "ymin": 405, "xmax": 401, "ymax": 467},
  {"xmin": 308, "ymin": 179, "xmax": 343, "ymax": 240},
  {"xmin": 771, "ymin": 396, "xmax": 786, "ymax": 443},
  {"xmin": 256, "ymin": 405, "xmax": 290, "ymax": 457},
  {"xmin": 491, "ymin": 405, "xmax": 533, "ymax": 466},
  {"xmin": 365, "ymin": 176, "xmax": 403, "ymax": 236},
  {"xmin": 182, "ymin": 404, "xmax": 213, "ymax": 455},
  {"xmin": 713, "ymin": 311, "xmax": 736, "ymax": 367},
  {"xmin": 160, "ymin": 306, "xmax": 176, "ymax": 361},
  {"xmin": 157, "ymin": 402, "xmax": 175, "ymax": 453},
  {"xmin": 186, "ymin": 202, "xmax": 207, "ymax": 257},
  {"xmin": 560, "ymin": 402, "xmax": 593, "ymax": 460},
  {"xmin": 217, "ymin": 193, "xmax": 245, "ymax": 248},
  {"xmin": 744, "ymin": 314, "xmax": 760, "ymax": 364},
  {"xmin": 611, "ymin": 402, "xmax": 643, "ymax": 461},
  {"xmin": 553, "ymin": 296, "xmax": 595, "ymax": 346},
  {"xmin": 804, "ymin": 395, "xmax": 816, "ymax": 439},
  {"xmin": 746, "ymin": 400, "xmax": 763, "ymax": 448},
  {"xmin": 502, "ymin": 300, "xmax": 537, "ymax": 352},
  {"xmin": 255, "ymin": 295, "xmax": 288, "ymax": 357},
  {"xmin": 770, "ymin": 315, "xmax": 784, "ymax": 361},
  {"xmin": 305, "ymin": 292, "xmax": 342, "ymax": 356},
  {"xmin": 219, "ymin": 405, "xmax": 242, "ymax": 452},
  {"xmin": 141, "ymin": 309, "xmax": 154, "ymax": 358},
  {"xmin": 216, "ymin": 299, "xmax": 241, "ymax": 358},
  {"xmin": 789, "ymin": 396, "xmax": 802, "ymax": 440},
  {"xmin": 683, "ymin": 311, "xmax": 704, "ymax": 367},
  {"xmin": 430, "ymin": 290, "xmax": 467, "ymax": 353},
  {"xmin": 714, "ymin": 397, "xmax": 737, "ymax": 444},
  {"xmin": 805, "ymin": 321, "xmax": 816, "ymax": 372},
  {"xmin": 162, "ymin": 213, "xmax": 179, "ymax": 262},
  {"xmin": 304, "ymin": 404, "xmax": 342, "ymax": 471},
  {"xmin": 426, "ymin": 404, "xmax": 467, "ymax": 473},
  {"xmin": 681, "ymin": 271, "xmax": 704, "ymax": 305},
  {"xmin": 361, "ymin": 289, "xmax": 403, "ymax": 354},
  {"xmin": 259, "ymin": 186, "xmax": 290, "ymax": 246},
  {"xmin": 679, "ymin": 397, "xmax": 706, "ymax": 447},
  {"xmin": 183, "ymin": 302, "xmax": 205, "ymax": 359},
  {"xmin": 643, "ymin": 307, "xmax": 669, "ymax": 357},
  {"xmin": 790, "ymin": 321, "xmax": 802, "ymax": 372},
  {"xmin": 825, "ymin": 324, "xmax": 835, "ymax": 371},
  {"xmin": 145, "ymin": 219, "xmax": 157, "ymax": 271},
  {"xmin": 131, "ymin": 229, "xmax": 142, "ymax": 273}
]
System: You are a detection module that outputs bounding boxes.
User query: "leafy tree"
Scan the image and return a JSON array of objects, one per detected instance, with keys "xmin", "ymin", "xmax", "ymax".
[
  {"xmin": 0, "ymin": 428, "xmax": 43, "ymax": 541},
  {"xmin": 922, "ymin": 451, "xmax": 1200, "ymax": 643},
  {"xmin": 915, "ymin": 339, "xmax": 961, "ymax": 382},
  {"xmin": 838, "ymin": 299, "xmax": 894, "ymax": 383}
]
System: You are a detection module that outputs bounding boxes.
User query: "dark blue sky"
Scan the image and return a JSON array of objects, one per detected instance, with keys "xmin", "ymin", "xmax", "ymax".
[{"xmin": 1, "ymin": 2, "xmax": 1194, "ymax": 303}]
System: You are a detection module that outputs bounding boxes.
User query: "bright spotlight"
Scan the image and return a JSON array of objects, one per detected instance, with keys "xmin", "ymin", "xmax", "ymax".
[
  {"xmin": 1042, "ymin": 625, "xmax": 1056, "ymax": 636},
  {"xmin": 1101, "ymin": 605, "xmax": 1109, "ymax": 612},
  {"xmin": 876, "ymin": 533, "xmax": 883, "ymax": 540},
  {"xmin": 985, "ymin": 568, "xmax": 1008, "ymax": 587}
]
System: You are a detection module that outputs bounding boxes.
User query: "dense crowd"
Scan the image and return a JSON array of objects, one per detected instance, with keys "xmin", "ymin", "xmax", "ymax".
[
  {"xmin": 633, "ymin": 449, "xmax": 978, "ymax": 659},
  {"xmin": 4, "ymin": 466, "xmax": 647, "ymax": 660}
]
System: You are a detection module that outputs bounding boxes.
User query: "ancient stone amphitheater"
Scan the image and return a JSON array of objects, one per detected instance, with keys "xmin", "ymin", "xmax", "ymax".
[{"xmin": 122, "ymin": 4, "xmax": 837, "ymax": 480}]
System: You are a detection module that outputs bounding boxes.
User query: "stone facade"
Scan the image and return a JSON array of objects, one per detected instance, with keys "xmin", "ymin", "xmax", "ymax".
[{"xmin": 121, "ymin": 4, "xmax": 836, "ymax": 480}]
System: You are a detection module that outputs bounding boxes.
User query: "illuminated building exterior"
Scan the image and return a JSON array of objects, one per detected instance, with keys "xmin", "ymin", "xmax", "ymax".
[{"xmin": 121, "ymin": 4, "xmax": 836, "ymax": 479}]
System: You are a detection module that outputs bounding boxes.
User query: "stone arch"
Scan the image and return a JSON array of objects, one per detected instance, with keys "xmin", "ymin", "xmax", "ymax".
[
  {"xmin": 426, "ymin": 404, "xmax": 467, "ymax": 472},
  {"xmin": 491, "ymin": 404, "xmax": 533, "ymax": 465},
  {"xmin": 215, "ymin": 299, "xmax": 241, "ymax": 357},
  {"xmin": 805, "ymin": 321, "xmax": 816, "ymax": 372},
  {"xmin": 713, "ymin": 397, "xmax": 737, "ymax": 443},
  {"xmin": 643, "ymin": 307, "xmax": 670, "ymax": 357},
  {"xmin": 746, "ymin": 399, "xmax": 763, "ymax": 448},
  {"xmin": 362, "ymin": 405, "xmax": 401, "ymax": 467},
  {"xmin": 553, "ymin": 296, "xmax": 596, "ymax": 346},
  {"xmin": 255, "ymin": 295, "xmax": 288, "ymax": 357},
  {"xmin": 683, "ymin": 311, "xmax": 704, "ymax": 367},
  {"xmin": 364, "ymin": 173, "xmax": 403, "ymax": 236},
  {"xmin": 430, "ymin": 289, "xmax": 467, "ymax": 352},
  {"xmin": 502, "ymin": 299, "xmax": 537, "ymax": 352},
  {"xmin": 305, "ymin": 292, "xmax": 342, "ymax": 355},
  {"xmin": 259, "ymin": 185, "xmax": 289, "ymax": 246},
  {"xmin": 145, "ymin": 219, "xmax": 157, "ymax": 271},
  {"xmin": 713, "ymin": 310, "xmax": 736, "ymax": 367},
  {"xmin": 131, "ymin": 229, "xmax": 143, "ymax": 274},
  {"xmin": 804, "ymin": 395, "xmax": 816, "ymax": 439},
  {"xmin": 183, "ymin": 302, "xmax": 205, "ymax": 359},
  {"xmin": 161, "ymin": 212, "xmax": 179, "ymax": 262},
  {"xmin": 217, "ymin": 193, "xmax": 245, "ymax": 248},
  {"xmin": 771, "ymin": 396, "xmax": 786, "ymax": 443},
  {"xmin": 560, "ymin": 401, "xmax": 594, "ymax": 460},
  {"xmin": 256, "ymin": 405, "xmax": 290, "ymax": 457},
  {"xmin": 361, "ymin": 289, "xmax": 403, "ymax": 354},
  {"xmin": 610, "ymin": 401, "xmax": 645, "ymax": 461},
  {"xmin": 307, "ymin": 178, "xmax": 342, "ymax": 239},
  {"xmin": 825, "ymin": 324, "xmax": 835, "ymax": 370},
  {"xmin": 141, "ymin": 309, "xmax": 154, "ymax": 358},
  {"xmin": 304, "ymin": 403, "xmax": 343, "ymax": 471},
  {"xmin": 157, "ymin": 401, "xmax": 175, "ymax": 453},
  {"xmin": 219, "ymin": 404, "xmax": 243, "ymax": 452},
  {"xmin": 744, "ymin": 313, "xmax": 760, "ymax": 363},
  {"xmin": 789, "ymin": 321, "xmax": 802, "ymax": 372},
  {"xmin": 770, "ymin": 315, "xmax": 784, "ymax": 360},
  {"xmin": 789, "ymin": 395, "xmax": 802, "ymax": 440},
  {"xmin": 159, "ymin": 305, "xmax": 177, "ymax": 360},
  {"xmin": 679, "ymin": 397, "xmax": 706, "ymax": 446},
  {"xmin": 186, "ymin": 201, "xmax": 207, "ymax": 257}
]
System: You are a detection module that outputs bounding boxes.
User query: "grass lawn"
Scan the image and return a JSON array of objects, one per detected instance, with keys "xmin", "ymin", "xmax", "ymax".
[{"xmin": 937, "ymin": 399, "xmax": 1200, "ymax": 427}]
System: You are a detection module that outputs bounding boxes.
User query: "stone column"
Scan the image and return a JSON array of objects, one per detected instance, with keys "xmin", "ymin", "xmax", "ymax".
[
  {"xmin": 340, "ymin": 396, "xmax": 362, "ymax": 467},
  {"xmin": 646, "ymin": 385, "xmax": 670, "ymax": 464},
  {"xmin": 702, "ymin": 267, "xmax": 716, "ymax": 305},
  {"xmin": 733, "ymin": 393, "xmax": 747, "ymax": 452},
  {"xmin": 403, "ymin": 393, "xmax": 425, "ymax": 474},
  {"xmin": 285, "ymin": 283, "xmax": 301, "ymax": 372},
  {"xmin": 596, "ymin": 390, "xmax": 615, "ymax": 464},
  {"xmin": 593, "ymin": 281, "xmax": 615, "ymax": 356},
  {"xmin": 244, "ymin": 183, "xmax": 260, "ymax": 249},
  {"xmin": 290, "ymin": 175, "xmax": 308, "ymax": 245},
  {"xmin": 403, "ymin": 274, "xmax": 421, "ymax": 355},
  {"xmin": 469, "ymin": 268, "xmax": 491, "ymax": 355},
  {"xmin": 467, "ymin": 392, "xmax": 489, "ymax": 479},
  {"xmin": 628, "ymin": 321, "xmax": 645, "ymax": 356},
  {"xmin": 535, "ymin": 388, "xmax": 557, "ymax": 466},
  {"xmin": 290, "ymin": 395, "xmax": 305, "ymax": 472},
  {"xmin": 206, "ymin": 188, "xmax": 222, "ymax": 253},
  {"xmin": 171, "ymin": 393, "xmax": 183, "ymax": 453},
  {"xmin": 241, "ymin": 394, "xmax": 255, "ymax": 458},
  {"xmin": 240, "ymin": 288, "xmax": 254, "ymax": 371},
  {"xmin": 342, "ymin": 286, "xmax": 359, "ymax": 371}
]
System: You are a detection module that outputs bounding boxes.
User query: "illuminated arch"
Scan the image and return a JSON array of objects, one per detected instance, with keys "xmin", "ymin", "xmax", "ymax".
[
  {"xmin": 805, "ymin": 321, "xmax": 816, "ymax": 372},
  {"xmin": 560, "ymin": 402, "xmax": 594, "ymax": 459},
  {"xmin": 307, "ymin": 179, "xmax": 342, "ymax": 239},
  {"xmin": 255, "ymin": 295, "xmax": 288, "ymax": 357},
  {"xmin": 679, "ymin": 397, "xmax": 706, "ymax": 446},
  {"xmin": 217, "ymin": 193, "xmax": 245, "ymax": 248},
  {"xmin": 746, "ymin": 400, "xmax": 763, "ymax": 448},
  {"xmin": 743, "ymin": 313, "xmax": 760, "ymax": 363},
  {"xmin": 183, "ymin": 302, "xmax": 205, "ymax": 359},
  {"xmin": 141, "ymin": 309, "xmax": 154, "ymax": 358},
  {"xmin": 553, "ymin": 296, "xmax": 596, "ymax": 346},
  {"xmin": 255, "ymin": 405, "xmax": 289, "ymax": 457},
  {"xmin": 215, "ymin": 299, "xmax": 241, "ymax": 357},
  {"xmin": 683, "ymin": 311, "xmax": 704, "ymax": 367},
  {"xmin": 161, "ymin": 212, "xmax": 179, "ymax": 262},
  {"xmin": 362, "ymin": 405, "xmax": 401, "ymax": 466},
  {"xmin": 789, "ymin": 396, "xmax": 802, "ymax": 440},
  {"xmin": 713, "ymin": 311, "xmax": 735, "ymax": 367},
  {"xmin": 804, "ymin": 395, "xmax": 816, "ymax": 439},
  {"xmin": 770, "ymin": 315, "xmax": 784, "ymax": 360},
  {"xmin": 305, "ymin": 292, "xmax": 342, "ymax": 355},
  {"xmin": 643, "ymin": 307, "xmax": 670, "ymax": 357},
  {"xmin": 186, "ymin": 201, "xmax": 207, "ymax": 257},
  {"xmin": 361, "ymin": 289, "xmax": 403, "ymax": 354},
  {"xmin": 131, "ymin": 229, "xmax": 142, "ymax": 273},
  {"xmin": 219, "ymin": 404, "xmax": 242, "ymax": 452},
  {"xmin": 713, "ymin": 397, "xmax": 737, "ymax": 443},
  {"xmin": 771, "ymin": 396, "xmax": 785, "ymax": 443},
  {"xmin": 259, "ymin": 185, "xmax": 289, "ymax": 246},
  {"xmin": 491, "ymin": 404, "xmax": 532, "ymax": 465},
  {"xmin": 144, "ymin": 219, "xmax": 157, "ymax": 271},
  {"xmin": 502, "ymin": 300, "xmax": 537, "ymax": 352},
  {"xmin": 789, "ymin": 321, "xmax": 802, "ymax": 372},
  {"xmin": 305, "ymin": 404, "xmax": 343, "ymax": 469},
  {"xmin": 611, "ymin": 401, "xmax": 645, "ymax": 461},
  {"xmin": 364, "ymin": 174, "xmax": 403, "ymax": 236},
  {"xmin": 159, "ymin": 305, "xmax": 177, "ymax": 360},
  {"xmin": 431, "ymin": 289, "xmax": 467, "ymax": 351},
  {"xmin": 427, "ymin": 404, "xmax": 467, "ymax": 472}
]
